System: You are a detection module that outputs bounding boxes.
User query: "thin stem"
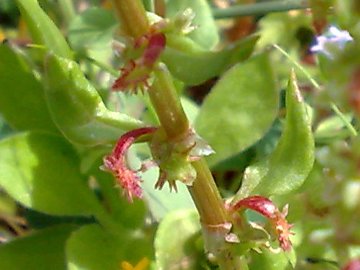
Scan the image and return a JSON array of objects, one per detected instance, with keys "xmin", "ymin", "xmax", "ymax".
[
  {"xmin": 189, "ymin": 159, "xmax": 227, "ymax": 224},
  {"xmin": 212, "ymin": 0, "xmax": 309, "ymax": 19},
  {"xmin": 330, "ymin": 103, "xmax": 358, "ymax": 137},
  {"xmin": 58, "ymin": 0, "xmax": 76, "ymax": 26},
  {"xmin": 154, "ymin": 0, "xmax": 166, "ymax": 17},
  {"xmin": 273, "ymin": 44, "xmax": 320, "ymax": 89},
  {"xmin": 149, "ymin": 65, "xmax": 189, "ymax": 139},
  {"xmin": 142, "ymin": 0, "xmax": 155, "ymax": 12},
  {"xmin": 111, "ymin": 0, "xmax": 149, "ymax": 38},
  {"xmin": 273, "ymin": 44, "xmax": 358, "ymax": 137}
]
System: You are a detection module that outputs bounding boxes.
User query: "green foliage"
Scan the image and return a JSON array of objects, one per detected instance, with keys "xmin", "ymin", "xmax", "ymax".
[
  {"xmin": 66, "ymin": 224, "xmax": 154, "ymax": 269},
  {"xmin": 0, "ymin": 44, "xmax": 57, "ymax": 132},
  {"xmin": 15, "ymin": 0, "xmax": 72, "ymax": 58},
  {"xmin": 0, "ymin": 225, "xmax": 76, "ymax": 270},
  {"xmin": 165, "ymin": 0, "xmax": 219, "ymax": 49},
  {"xmin": 196, "ymin": 53, "xmax": 279, "ymax": 166},
  {"xmin": 68, "ymin": 7, "xmax": 117, "ymax": 52},
  {"xmin": 154, "ymin": 209, "xmax": 202, "ymax": 270},
  {"xmin": 235, "ymin": 71, "xmax": 314, "ymax": 198},
  {"xmin": 162, "ymin": 34, "xmax": 259, "ymax": 85},
  {"xmin": 0, "ymin": 0, "xmax": 359, "ymax": 269},
  {"xmin": 0, "ymin": 132, "xmax": 100, "ymax": 215},
  {"xmin": 44, "ymin": 54, "xmax": 143, "ymax": 145},
  {"xmin": 142, "ymin": 167, "xmax": 196, "ymax": 221}
]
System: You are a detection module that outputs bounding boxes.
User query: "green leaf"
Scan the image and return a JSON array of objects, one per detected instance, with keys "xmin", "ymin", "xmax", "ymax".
[
  {"xmin": 315, "ymin": 113, "xmax": 353, "ymax": 143},
  {"xmin": 257, "ymin": 12, "xmax": 312, "ymax": 49},
  {"xmin": 166, "ymin": 0, "xmax": 219, "ymax": 49},
  {"xmin": 141, "ymin": 168, "xmax": 195, "ymax": 221},
  {"xmin": 0, "ymin": 225, "xmax": 76, "ymax": 270},
  {"xmin": 0, "ymin": 44, "xmax": 58, "ymax": 133},
  {"xmin": 66, "ymin": 224, "xmax": 153, "ymax": 269},
  {"xmin": 155, "ymin": 209, "xmax": 202, "ymax": 270},
  {"xmin": 0, "ymin": 132, "xmax": 100, "ymax": 215},
  {"xmin": 141, "ymin": 167, "xmax": 196, "ymax": 221},
  {"xmin": 45, "ymin": 54, "xmax": 144, "ymax": 146},
  {"xmin": 15, "ymin": 0, "xmax": 73, "ymax": 58},
  {"xmin": 162, "ymin": 34, "xmax": 259, "ymax": 85},
  {"xmin": 195, "ymin": 53, "xmax": 279, "ymax": 166},
  {"xmin": 68, "ymin": 7, "xmax": 116, "ymax": 52},
  {"xmin": 237, "ymin": 71, "xmax": 314, "ymax": 198},
  {"xmin": 248, "ymin": 249, "xmax": 292, "ymax": 270}
]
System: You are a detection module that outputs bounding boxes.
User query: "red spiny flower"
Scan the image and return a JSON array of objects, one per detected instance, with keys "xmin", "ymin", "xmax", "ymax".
[
  {"xmin": 102, "ymin": 127, "xmax": 157, "ymax": 202},
  {"xmin": 231, "ymin": 195, "xmax": 294, "ymax": 251},
  {"xmin": 112, "ymin": 60, "xmax": 152, "ymax": 94},
  {"xmin": 112, "ymin": 32, "xmax": 166, "ymax": 93},
  {"xmin": 142, "ymin": 33, "xmax": 166, "ymax": 67},
  {"xmin": 343, "ymin": 259, "xmax": 360, "ymax": 270}
]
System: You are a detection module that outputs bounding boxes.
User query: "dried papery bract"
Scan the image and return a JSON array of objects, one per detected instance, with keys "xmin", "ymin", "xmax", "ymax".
[
  {"xmin": 102, "ymin": 127, "xmax": 157, "ymax": 202},
  {"xmin": 231, "ymin": 195, "xmax": 294, "ymax": 251}
]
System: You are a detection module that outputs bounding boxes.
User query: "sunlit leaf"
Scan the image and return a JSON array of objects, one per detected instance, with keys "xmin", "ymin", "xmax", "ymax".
[
  {"xmin": 0, "ymin": 225, "xmax": 76, "ymax": 270},
  {"xmin": 195, "ymin": 53, "xmax": 278, "ymax": 166},
  {"xmin": 141, "ymin": 167, "xmax": 196, "ymax": 221},
  {"xmin": 166, "ymin": 0, "xmax": 219, "ymax": 49},
  {"xmin": 0, "ymin": 132, "xmax": 101, "ymax": 215},
  {"xmin": 236, "ymin": 71, "xmax": 314, "ymax": 198},
  {"xmin": 66, "ymin": 224, "xmax": 153, "ymax": 270},
  {"xmin": 155, "ymin": 209, "xmax": 202, "ymax": 270},
  {"xmin": 0, "ymin": 44, "xmax": 57, "ymax": 132}
]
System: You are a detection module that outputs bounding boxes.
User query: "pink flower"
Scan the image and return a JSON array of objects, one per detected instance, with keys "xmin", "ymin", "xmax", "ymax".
[
  {"xmin": 343, "ymin": 259, "xmax": 360, "ymax": 270},
  {"xmin": 112, "ymin": 32, "xmax": 166, "ymax": 93},
  {"xmin": 102, "ymin": 127, "xmax": 157, "ymax": 202},
  {"xmin": 231, "ymin": 195, "xmax": 294, "ymax": 251}
]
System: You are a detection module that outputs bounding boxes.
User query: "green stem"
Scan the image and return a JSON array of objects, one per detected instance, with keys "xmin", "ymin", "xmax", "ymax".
[
  {"xmin": 110, "ymin": 1, "xmax": 243, "ymax": 269},
  {"xmin": 212, "ymin": 0, "xmax": 309, "ymax": 19},
  {"xmin": 142, "ymin": 0, "xmax": 155, "ymax": 12},
  {"xmin": 149, "ymin": 65, "xmax": 189, "ymax": 139},
  {"xmin": 58, "ymin": 0, "xmax": 76, "ymax": 26},
  {"xmin": 111, "ymin": 0, "xmax": 149, "ymax": 38}
]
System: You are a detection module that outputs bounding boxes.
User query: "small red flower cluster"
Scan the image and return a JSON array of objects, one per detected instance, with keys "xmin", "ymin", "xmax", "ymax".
[
  {"xmin": 102, "ymin": 127, "xmax": 157, "ymax": 202},
  {"xmin": 343, "ymin": 259, "xmax": 360, "ymax": 270},
  {"xmin": 112, "ymin": 30, "xmax": 166, "ymax": 93},
  {"xmin": 231, "ymin": 195, "xmax": 294, "ymax": 251}
]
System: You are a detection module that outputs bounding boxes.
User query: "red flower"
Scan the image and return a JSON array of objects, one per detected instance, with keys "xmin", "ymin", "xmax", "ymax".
[
  {"xmin": 112, "ymin": 32, "xmax": 166, "ymax": 93},
  {"xmin": 102, "ymin": 127, "xmax": 157, "ymax": 202},
  {"xmin": 343, "ymin": 259, "xmax": 360, "ymax": 270},
  {"xmin": 231, "ymin": 195, "xmax": 294, "ymax": 251}
]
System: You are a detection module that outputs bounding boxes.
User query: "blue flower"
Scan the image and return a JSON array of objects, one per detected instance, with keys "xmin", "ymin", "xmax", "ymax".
[{"xmin": 310, "ymin": 26, "xmax": 353, "ymax": 58}]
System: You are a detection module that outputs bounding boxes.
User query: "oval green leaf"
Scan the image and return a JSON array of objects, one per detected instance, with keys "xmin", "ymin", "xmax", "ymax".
[
  {"xmin": 236, "ymin": 71, "xmax": 314, "ymax": 198},
  {"xmin": 45, "ymin": 54, "xmax": 143, "ymax": 146},
  {"xmin": 155, "ymin": 209, "xmax": 202, "ymax": 270},
  {"xmin": 0, "ymin": 44, "xmax": 58, "ymax": 133},
  {"xmin": 162, "ymin": 34, "xmax": 259, "ymax": 85},
  {"xmin": 195, "ymin": 53, "xmax": 279, "ymax": 166},
  {"xmin": 0, "ymin": 132, "xmax": 101, "ymax": 215},
  {"xmin": 66, "ymin": 224, "xmax": 153, "ymax": 270},
  {"xmin": 166, "ymin": 0, "xmax": 219, "ymax": 49},
  {"xmin": 68, "ymin": 7, "xmax": 116, "ymax": 52},
  {"xmin": 0, "ymin": 225, "xmax": 76, "ymax": 270},
  {"xmin": 141, "ymin": 167, "xmax": 196, "ymax": 221}
]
